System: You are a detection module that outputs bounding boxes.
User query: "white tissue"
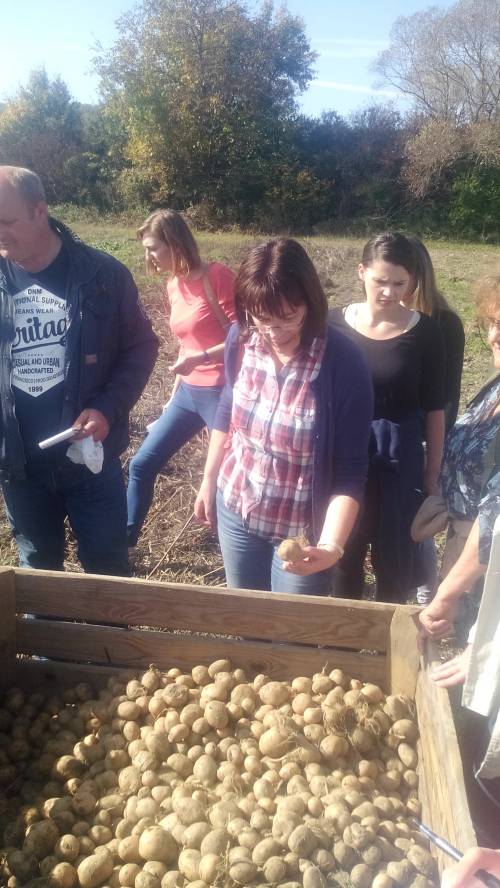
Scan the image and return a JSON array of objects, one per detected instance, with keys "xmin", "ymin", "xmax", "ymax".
[{"xmin": 66, "ymin": 437, "xmax": 104, "ymax": 474}]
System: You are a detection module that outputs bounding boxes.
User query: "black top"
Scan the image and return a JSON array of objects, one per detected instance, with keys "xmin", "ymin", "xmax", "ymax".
[
  {"xmin": 329, "ymin": 308, "xmax": 446, "ymax": 422},
  {"xmin": 433, "ymin": 308, "xmax": 465, "ymax": 431}
]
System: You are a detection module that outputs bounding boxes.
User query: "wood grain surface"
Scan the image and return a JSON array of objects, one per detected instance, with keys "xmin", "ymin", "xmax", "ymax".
[
  {"xmin": 416, "ymin": 640, "xmax": 477, "ymax": 866},
  {"xmin": 16, "ymin": 617, "xmax": 387, "ymax": 684},
  {"xmin": 0, "ymin": 569, "xmax": 16, "ymax": 693},
  {"xmin": 387, "ymin": 605, "xmax": 420, "ymax": 697},
  {"xmin": 14, "ymin": 568, "xmax": 396, "ymax": 651}
]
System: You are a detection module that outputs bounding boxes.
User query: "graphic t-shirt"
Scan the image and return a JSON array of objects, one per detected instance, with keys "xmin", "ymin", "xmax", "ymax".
[{"xmin": 5, "ymin": 246, "xmax": 70, "ymax": 461}]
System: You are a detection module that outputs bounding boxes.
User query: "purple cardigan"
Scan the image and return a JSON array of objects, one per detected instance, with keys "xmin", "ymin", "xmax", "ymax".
[{"xmin": 214, "ymin": 323, "xmax": 374, "ymax": 543}]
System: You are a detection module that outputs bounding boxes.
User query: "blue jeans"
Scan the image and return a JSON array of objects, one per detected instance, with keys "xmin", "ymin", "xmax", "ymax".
[
  {"xmin": 216, "ymin": 492, "xmax": 333, "ymax": 595},
  {"xmin": 2, "ymin": 456, "xmax": 129, "ymax": 575},
  {"xmin": 127, "ymin": 382, "xmax": 223, "ymax": 545},
  {"xmin": 413, "ymin": 537, "xmax": 439, "ymax": 605}
]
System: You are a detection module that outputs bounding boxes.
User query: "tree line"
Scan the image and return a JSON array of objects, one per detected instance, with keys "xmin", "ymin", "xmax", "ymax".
[{"xmin": 1, "ymin": 0, "xmax": 499, "ymax": 239}]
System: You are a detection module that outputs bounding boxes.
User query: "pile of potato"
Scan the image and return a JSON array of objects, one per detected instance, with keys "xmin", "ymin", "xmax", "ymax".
[{"xmin": 0, "ymin": 661, "xmax": 437, "ymax": 888}]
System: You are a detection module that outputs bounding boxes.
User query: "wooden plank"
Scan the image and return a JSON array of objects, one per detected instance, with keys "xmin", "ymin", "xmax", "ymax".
[
  {"xmin": 416, "ymin": 641, "xmax": 476, "ymax": 869},
  {"xmin": 16, "ymin": 618, "xmax": 388, "ymax": 685},
  {"xmin": 14, "ymin": 568, "xmax": 395, "ymax": 652},
  {"xmin": 14, "ymin": 659, "xmax": 132, "ymax": 692},
  {"xmin": 387, "ymin": 606, "xmax": 420, "ymax": 697},
  {"xmin": 0, "ymin": 568, "xmax": 17, "ymax": 694}
]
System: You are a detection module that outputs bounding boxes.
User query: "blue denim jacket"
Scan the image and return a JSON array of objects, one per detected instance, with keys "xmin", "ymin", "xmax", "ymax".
[{"xmin": 0, "ymin": 218, "xmax": 159, "ymax": 479}]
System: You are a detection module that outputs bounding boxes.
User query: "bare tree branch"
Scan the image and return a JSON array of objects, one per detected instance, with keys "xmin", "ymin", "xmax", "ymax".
[{"xmin": 373, "ymin": 0, "xmax": 500, "ymax": 123}]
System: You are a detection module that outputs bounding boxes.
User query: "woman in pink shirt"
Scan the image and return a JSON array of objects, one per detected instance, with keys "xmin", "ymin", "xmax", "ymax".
[{"xmin": 127, "ymin": 210, "xmax": 236, "ymax": 547}]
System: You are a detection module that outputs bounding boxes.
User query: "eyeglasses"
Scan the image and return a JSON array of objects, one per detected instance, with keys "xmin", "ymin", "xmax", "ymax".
[{"xmin": 250, "ymin": 313, "xmax": 305, "ymax": 333}]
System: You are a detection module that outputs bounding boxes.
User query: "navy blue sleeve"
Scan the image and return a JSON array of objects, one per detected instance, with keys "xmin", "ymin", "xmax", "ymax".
[
  {"xmin": 331, "ymin": 336, "xmax": 374, "ymax": 502},
  {"xmin": 212, "ymin": 323, "xmax": 241, "ymax": 433},
  {"xmin": 86, "ymin": 261, "xmax": 159, "ymax": 424}
]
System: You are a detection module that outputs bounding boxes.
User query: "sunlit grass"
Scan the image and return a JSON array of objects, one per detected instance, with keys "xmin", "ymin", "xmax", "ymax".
[{"xmin": 62, "ymin": 212, "xmax": 499, "ymax": 407}]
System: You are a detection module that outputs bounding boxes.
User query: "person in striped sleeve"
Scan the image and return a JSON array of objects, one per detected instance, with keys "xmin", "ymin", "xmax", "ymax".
[{"xmin": 194, "ymin": 238, "xmax": 373, "ymax": 595}]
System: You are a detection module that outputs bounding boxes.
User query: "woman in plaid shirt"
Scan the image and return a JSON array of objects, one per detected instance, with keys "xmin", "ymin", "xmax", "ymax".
[{"xmin": 194, "ymin": 238, "xmax": 373, "ymax": 594}]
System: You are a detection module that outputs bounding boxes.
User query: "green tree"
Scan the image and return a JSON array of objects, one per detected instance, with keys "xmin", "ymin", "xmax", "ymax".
[
  {"xmin": 449, "ymin": 167, "xmax": 500, "ymax": 239},
  {"xmin": 289, "ymin": 106, "xmax": 408, "ymax": 228},
  {"xmin": 0, "ymin": 68, "xmax": 83, "ymax": 201},
  {"xmin": 94, "ymin": 0, "xmax": 315, "ymax": 220},
  {"xmin": 61, "ymin": 105, "xmax": 127, "ymax": 208}
]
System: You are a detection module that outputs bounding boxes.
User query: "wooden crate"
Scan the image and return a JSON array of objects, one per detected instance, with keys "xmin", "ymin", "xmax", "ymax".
[{"xmin": 0, "ymin": 566, "xmax": 476, "ymax": 871}]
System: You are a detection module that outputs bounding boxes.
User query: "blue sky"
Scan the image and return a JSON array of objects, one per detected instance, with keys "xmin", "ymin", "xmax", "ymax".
[{"xmin": 1, "ymin": 0, "xmax": 451, "ymax": 119}]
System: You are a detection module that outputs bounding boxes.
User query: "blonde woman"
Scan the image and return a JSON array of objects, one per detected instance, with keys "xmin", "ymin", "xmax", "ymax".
[
  {"xmin": 127, "ymin": 210, "xmax": 236, "ymax": 547},
  {"xmin": 405, "ymin": 236, "xmax": 465, "ymax": 431},
  {"xmin": 402, "ymin": 237, "xmax": 466, "ymax": 604}
]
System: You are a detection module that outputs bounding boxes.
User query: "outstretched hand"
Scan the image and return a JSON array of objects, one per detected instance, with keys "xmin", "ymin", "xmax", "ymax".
[{"xmin": 281, "ymin": 545, "xmax": 341, "ymax": 576}]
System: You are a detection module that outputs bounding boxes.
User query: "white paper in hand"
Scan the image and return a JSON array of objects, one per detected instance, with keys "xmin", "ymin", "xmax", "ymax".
[{"xmin": 66, "ymin": 437, "xmax": 104, "ymax": 474}]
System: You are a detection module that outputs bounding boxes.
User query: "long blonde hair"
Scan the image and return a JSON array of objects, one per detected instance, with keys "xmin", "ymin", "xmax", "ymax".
[
  {"xmin": 409, "ymin": 236, "xmax": 450, "ymax": 314},
  {"xmin": 138, "ymin": 209, "xmax": 201, "ymax": 276}
]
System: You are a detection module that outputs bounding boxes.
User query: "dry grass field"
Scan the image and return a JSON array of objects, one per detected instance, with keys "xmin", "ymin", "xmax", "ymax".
[{"xmin": 1, "ymin": 215, "xmax": 499, "ymax": 584}]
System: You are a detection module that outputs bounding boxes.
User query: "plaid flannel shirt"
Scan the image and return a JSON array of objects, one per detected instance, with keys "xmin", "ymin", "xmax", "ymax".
[{"xmin": 218, "ymin": 330, "xmax": 325, "ymax": 540}]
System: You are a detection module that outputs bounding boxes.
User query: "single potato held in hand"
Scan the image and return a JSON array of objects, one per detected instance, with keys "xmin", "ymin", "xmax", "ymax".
[{"xmin": 277, "ymin": 537, "xmax": 308, "ymax": 563}]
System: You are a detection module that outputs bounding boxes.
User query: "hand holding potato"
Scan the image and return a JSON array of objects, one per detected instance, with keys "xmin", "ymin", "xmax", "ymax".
[{"xmin": 278, "ymin": 537, "xmax": 342, "ymax": 575}]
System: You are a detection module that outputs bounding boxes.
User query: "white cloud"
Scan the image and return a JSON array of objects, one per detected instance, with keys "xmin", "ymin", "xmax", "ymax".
[{"xmin": 311, "ymin": 80, "xmax": 399, "ymax": 98}]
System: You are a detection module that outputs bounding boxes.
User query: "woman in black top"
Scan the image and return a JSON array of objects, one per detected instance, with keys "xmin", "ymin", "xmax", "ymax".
[
  {"xmin": 406, "ymin": 236, "xmax": 465, "ymax": 432},
  {"xmin": 330, "ymin": 232, "xmax": 446, "ymax": 603},
  {"xmin": 404, "ymin": 237, "xmax": 465, "ymax": 605}
]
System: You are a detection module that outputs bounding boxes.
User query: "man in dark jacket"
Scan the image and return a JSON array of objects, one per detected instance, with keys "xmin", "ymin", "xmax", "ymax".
[{"xmin": 0, "ymin": 165, "xmax": 158, "ymax": 575}]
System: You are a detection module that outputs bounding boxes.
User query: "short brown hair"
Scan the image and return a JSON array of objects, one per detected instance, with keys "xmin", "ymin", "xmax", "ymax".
[
  {"xmin": 235, "ymin": 238, "xmax": 328, "ymax": 346},
  {"xmin": 475, "ymin": 275, "xmax": 500, "ymax": 319},
  {"xmin": 0, "ymin": 165, "xmax": 46, "ymax": 208},
  {"xmin": 137, "ymin": 209, "xmax": 201, "ymax": 276}
]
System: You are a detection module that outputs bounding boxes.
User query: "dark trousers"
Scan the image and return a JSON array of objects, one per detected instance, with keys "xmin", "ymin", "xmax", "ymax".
[
  {"xmin": 334, "ymin": 415, "xmax": 424, "ymax": 604},
  {"xmin": 334, "ymin": 471, "xmax": 400, "ymax": 601},
  {"xmin": 2, "ymin": 456, "xmax": 129, "ymax": 576}
]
